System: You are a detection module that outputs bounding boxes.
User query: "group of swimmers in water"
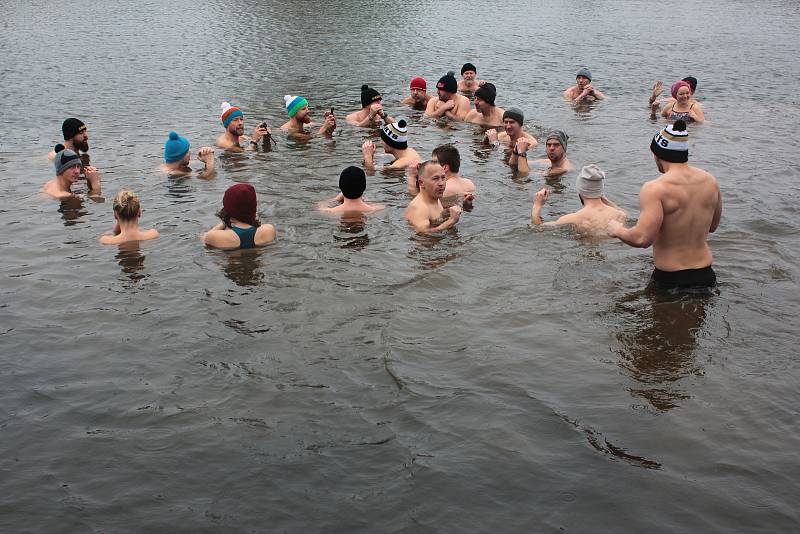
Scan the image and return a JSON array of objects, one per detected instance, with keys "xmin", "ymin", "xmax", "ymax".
[{"xmin": 43, "ymin": 65, "xmax": 720, "ymax": 291}]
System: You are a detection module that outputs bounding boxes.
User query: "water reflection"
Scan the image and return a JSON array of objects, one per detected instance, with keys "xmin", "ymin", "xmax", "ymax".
[
  {"xmin": 116, "ymin": 242, "xmax": 147, "ymax": 282},
  {"xmin": 612, "ymin": 289, "xmax": 713, "ymax": 411},
  {"xmin": 333, "ymin": 215, "xmax": 370, "ymax": 250},
  {"xmin": 407, "ymin": 232, "xmax": 462, "ymax": 270},
  {"xmin": 58, "ymin": 196, "xmax": 87, "ymax": 226},
  {"xmin": 166, "ymin": 175, "xmax": 195, "ymax": 200},
  {"xmin": 222, "ymin": 249, "xmax": 265, "ymax": 287}
]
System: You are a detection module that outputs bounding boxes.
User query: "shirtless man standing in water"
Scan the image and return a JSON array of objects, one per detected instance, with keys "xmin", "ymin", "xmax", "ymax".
[
  {"xmin": 216, "ymin": 102, "xmax": 270, "ymax": 151},
  {"xmin": 425, "ymin": 72, "xmax": 471, "ymax": 120},
  {"xmin": 608, "ymin": 121, "xmax": 722, "ymax": 290},
  {"xmin": 405, "ymin": 161, "xmax": 462, "ymax": 233},
  {"xmin": 532, "ymin": 164, "xmax": 625, "ymax": 234}
]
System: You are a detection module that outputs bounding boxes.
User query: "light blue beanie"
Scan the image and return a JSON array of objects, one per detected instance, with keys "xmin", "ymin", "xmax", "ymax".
[{"xmin": 164, "ymin": 131, "xmax": 190, "ymax": 163}]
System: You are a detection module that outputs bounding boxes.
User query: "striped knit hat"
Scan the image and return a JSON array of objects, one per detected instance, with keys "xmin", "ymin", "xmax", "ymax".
[
  {"xmin": 220, "ymin": 102, "xmax": 243, "ymax": 127},
  {"xmin": 651, "ymin": 120, "xmax": 689, "ymax": 163},
  {"xmin": 284, "ymin": 95, "xmax": 309, "ymax": 118},
  {"xmin": 380, "ymin": 119, "xmax": 408, "ymax": 150}
]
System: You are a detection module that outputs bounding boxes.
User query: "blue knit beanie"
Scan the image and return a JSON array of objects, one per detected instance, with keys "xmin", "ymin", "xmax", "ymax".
[{"xmin": 164, "ymin": 131, "xmax": 190, "ymax": 163}]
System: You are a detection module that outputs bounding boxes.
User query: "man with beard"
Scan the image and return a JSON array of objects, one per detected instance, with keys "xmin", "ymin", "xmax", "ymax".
[
  {"xmin": 159, "ymin": 131, "xmax": 216, "ymax": 178},
  {"xmin": 216, "ymin": 102, "xmax": 270, "ymax": 151},
  {"xmin": 281, "ymin": 94, "xmax": 336, "ymax": 137},
  {"xmin": 464, "ymin": 82, "xmax": 504, "ymax": 127},
  {"xmin": 47, "ymin": 118, "xmax": 101, "ymax": 192},
  {"xmin": 457, "ymin": 63, "xmax": 485, "ymax": 93},
  {"xmin": 425, "ymin": 72, "xmax": 471, "ymax": 120},
  {"xmin": 607, "ymin": 121, "xmax": 722, "ymax": 290},
  {"xmin": 362, "ymin": 119, "xmax": 420, "ymax": 171},
  {"xmin": 48, "ymin": 118, "xmax": 91, "ymax": 160},
  {"xmin": 530, "ymin": 130, "xmax": 573, "ymax": 177},
  {"xmin": 43, "ymin": 148, "xmax": 100, "ymax": 199},
  {"xmin": 401, "ymin": 77, "xmax": 432, "ymax": 110},
  {"xmin": 405, "ymin": 160, "xmax": 462, "ymax": 234},
  {"xmin": 564, "ymin": 68, "xmax": 606, "ymax": 103},
  {"xmin": 346, "ymin": 85, "xmax": 394, "ymax": 128}
]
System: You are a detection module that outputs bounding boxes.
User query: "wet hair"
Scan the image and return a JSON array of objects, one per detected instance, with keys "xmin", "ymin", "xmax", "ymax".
[
  {"xmin": 431, "ymin": 144, "xmax": 461, "ymax": 173},
  {"xmin": 216, "ymin": 207, "xmax": 260, "ymax": 229},
  {"xmin": 112, "ymin": 190, "xmax": 141, "ymax": 221}
]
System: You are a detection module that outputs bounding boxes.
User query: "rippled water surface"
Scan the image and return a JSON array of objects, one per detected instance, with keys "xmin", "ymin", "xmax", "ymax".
[{"xmin": 2, "ymin": 1, "xmax": 800, "ymax": 532}]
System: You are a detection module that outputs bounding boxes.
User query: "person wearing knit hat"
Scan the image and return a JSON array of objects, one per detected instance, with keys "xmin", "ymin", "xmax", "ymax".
[
  {"xmin": 99, "ymin": 190, "xmax": 160, "ymax": 245},
  {"xmin": 608, "ymin": 119, "xmax": 722, "ymax": 290},
  {"xmin": 532, "ymin": 164, "xmax": 626, "ymax": 233},
  {"xmin": 401, "ymin": 77, "xmax": 432, "ymax": 110},
  {"xmin": 648, "ymin": 76, "xmax": 705, "ymax": 122},
  {"xmin": 318, "ymin": 166, "xmax": 385, "ymax": 215},
  {"xmin": 43, "ymin": 147, "xmax": 94, "ymax": 199},
  {"xmin": 405, "ymin": 160, "xmax": 462, "ymax": 234},
  {"xmin": 47, "ymin": 118, "xmax": 91, "ymax": 161},
  {"xmin": 457, "ymin": 62, "xmax": 486, "ymax": 93},
  {"xmin": 346, "ymin": 85, "xmax": 393, "ymax": 128},
  {"xmin": 216, "ymin": 101, "xmax": 270, "ymax": 151},
  {"xmin": 564, "ymin": 67, "xmax": 606, "ymax": 103},
  {"xmin": 484, "ymin": 107, "xmax": 538, "ymax": 174},
  {"xmin": 362, "ymin": 119, "xmax": 421, "ymax": 171},
  {"xmin": 204, "ymin": 183, "xmax": 276, "ymax": 250},
  {"xmin": 159, "ymin": 131, "xmax": 216, "ymax": 178},
  {"xmin": 281, "ymin": 95, "xmax": 337, "ymax": 137},
  {"xmin": 655, "ymin": 80, "xmax": 705, "ymax": 123},
  {"xmin": 465, "ymin": 82, "xmax": 505, "ymax": 127},
  {"xmin": 425, "ymin": 71, "xmax": 471, "ymax": 120},
  {"xmin": 528, "ymin": 130, "xmax": 573, "ymax": 177}
]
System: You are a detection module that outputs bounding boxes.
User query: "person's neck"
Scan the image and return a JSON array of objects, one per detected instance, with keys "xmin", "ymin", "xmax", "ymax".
[
  {"xmin": 289, "ymin": 116, "xmax": 307, "ymax": 131},
  {"xmin": 445, "ymin": 170, "xmax": 458, "ymax": 181},
  {"xmin": 510, "ymin": 130, "xmax": 524, "ymax": 142},
  {"xmin": 582, "ymin": 197, "xmax": 604, "ymax": 208},
  {"xmin": 551, "ymin": 154, "xmax": 567, "ymax": 167},
  {"xmin": 63, "ymin": 140, "xmax": 77, "ymax": 152},
  {"xmin": 660, "ymin": 161, "xmax": 689, "ymax": 172},
  {"xmin": 164, "ymin": 160, "xmax": 186, "ymax": 171},
  {"xmin": 387, "ymin": 147, "xmax": 404, "ymax": 159},
  {"xmin": 224, "ymin": 130, "xmax": 241, "ymax": 144},
  {"xmin": 117, "ymin": 219, "xmax": 140, "ymax": 232},
  {"xmin": 341, "ymin": 197, "xmax": 367, "ymax": 209},
  {"xmin": 481, "ymin": 106, "xmax": 494, "ymax": 117},
  {"xmin": 230, "ymin": 217, "xmax": 252, "ymax": 228},
  {"xmin": 56, "ymin": 175, "xmax": 74, "ymax": 192}
]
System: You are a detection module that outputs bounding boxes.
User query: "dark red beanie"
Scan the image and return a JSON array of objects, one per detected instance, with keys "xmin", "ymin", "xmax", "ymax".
[{"xmin": 223, "ymin": 183, "xmax": 257, "ymax": 225}]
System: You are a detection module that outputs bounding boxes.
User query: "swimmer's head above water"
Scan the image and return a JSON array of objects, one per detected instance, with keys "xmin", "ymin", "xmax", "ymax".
[
  {"xmin": 219, "ymin": 183, "xmax": 259, "ymax": 227},
  {"xmin": 164, "ymin": 131, "xmax": 190, "ymax": 164},
  {"xmin": 62, "ymin": 117, "xmax": 89, "ymax": 152},
  {"xmin": 284, "ymin": 95, "xmax": 311, "ymax": 123},
  {"xmin": 436, "ymin": 71, "xmax": 458, "ymax": 100},
  {"xmin": 220, "ymin": 102, "xmax": 245, "ymax": 135},
  {"xmin": 380, "ymin": 119, "xmax": 408, "ymax": 151},
  {"xmin": 575, "ymin": 164, "xmax": 605, "ymax": 201},
  {"xmin": 502, "ymin": 107, "xmax": 524, "ymax": 136},
  {"xmin": 360, "ymin": 85, "xmax": 382, "ymax": 109},
  {"xmin": 651, "ymin": 120, "xmax": 689, "ymax": 166},
  {"xmin": 339, "ymin": 166, "xmax": 367, "ymax": 199},
  {"xmin": 112, "ymin": 190, "xmax": 141, "ymax": 221},
  {"xmin": 474, "ymin": 82, "xmax": 496, "ymax": 110}
]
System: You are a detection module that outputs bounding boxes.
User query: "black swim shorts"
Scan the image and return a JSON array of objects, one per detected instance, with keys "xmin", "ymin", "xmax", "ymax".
[{"xmin": 650, "ymin": 265, "xmax": 716, "ymax": 290}]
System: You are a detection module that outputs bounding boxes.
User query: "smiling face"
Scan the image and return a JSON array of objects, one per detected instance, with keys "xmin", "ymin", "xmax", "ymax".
[
  {"xmin": 60, "ymin": 164, "xmax": 81, "ymax": 184},
  {"xmin": 675, "ymin": 86, "xmax": 691, "ymax": 104}
]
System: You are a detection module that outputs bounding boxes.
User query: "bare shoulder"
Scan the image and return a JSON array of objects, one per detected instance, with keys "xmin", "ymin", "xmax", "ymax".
[{"xmin": 256, "ymin": 224, "xmax": 277, "ymax": 246}]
